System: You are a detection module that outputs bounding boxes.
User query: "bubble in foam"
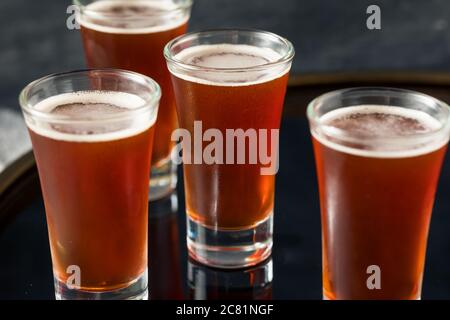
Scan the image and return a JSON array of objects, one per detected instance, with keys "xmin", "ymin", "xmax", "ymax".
[
  {"xmin": 314, "ymin": 105, "xmax": 448, "ymax": 158},
  {"xmin": 326, "ymin": 111, "xmax": 431, "ymax": 138},
  {"xmin": 106, "ymin": 3, "xmax": 150, "ymax": 15},
  {"xmin": 171, "ymin": 44, "xmax": 289, "ymax": 86},
  {"xmin": 51, "ymin": 102, "xmax": 127, "ymax": 118},
  {"xmin": 28, "ymin": 91, "xmax": 154, "ymax": 142},
  {"xmin": 79, "ymin": 0, "xmax": 189, "ymax": 34},
  {"xmin": 185, "ymin": 48, "xmax": 272, "ymax": 69},
  {"xmin": 49, "ymin": 102, "xmax": 129, "ymax": 135}
]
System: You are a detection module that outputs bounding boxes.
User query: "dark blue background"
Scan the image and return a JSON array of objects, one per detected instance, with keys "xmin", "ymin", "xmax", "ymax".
[{"xmin": 2, "ymin": 0, "xmax": 450, "ymax": 109}]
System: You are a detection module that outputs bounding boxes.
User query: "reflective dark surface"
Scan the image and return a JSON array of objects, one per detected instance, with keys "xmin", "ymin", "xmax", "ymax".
[
  {"xmin": 148, "ymin": 193, "xmax": 184, "ymax": 300},
  {"xmin": 3, "ymin": 97, "xmax": 450, "ymax": 299},
  {"xmin": 0, "ymin": 113, "xmax": 323, "ymax": 300},
  {"xmin": 188, "ymin": 258, "xmax": 273, "ymax": 300},
  {"xmin": 4, "ymin": 0, "xmax": 450, "ymax": 300},
  {"xmin": 150, "ymin": 193, "xmax": 274, "ymax": 300}
]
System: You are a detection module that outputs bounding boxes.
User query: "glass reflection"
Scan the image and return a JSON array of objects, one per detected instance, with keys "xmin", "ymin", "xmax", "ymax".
[
  {"xmin": 188, "ymin": 258, "xmax": 273, "ymax": 300},
  {"xmin": 148, "ymin": 192, "xmax": 184, "ymax": 300}
]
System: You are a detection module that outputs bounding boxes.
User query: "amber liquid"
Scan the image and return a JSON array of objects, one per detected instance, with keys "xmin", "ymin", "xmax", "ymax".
[
  {"xmin": 171, "ymin": 73, "xmax": 289, "ymax": 229},
  {"xmin": 30, "ymin": 127, "xmax": 154, "ymax": 291},
  {"xmin": 313, "ymin": 138, "xmax": 447, "ymax": 299},
  {"xmin": 80, "ymin": 21, "xmax": 187, "ymax": 166}
]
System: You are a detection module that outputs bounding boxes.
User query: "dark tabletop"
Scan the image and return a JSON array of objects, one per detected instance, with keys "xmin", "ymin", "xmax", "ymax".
[
  {"xmin": 2, "ymin": 0, "xmax": 450, "ymax": 300},
  {"xmin": 3, "ymin": 82, "xmax": 450, "ymax": 300},
  {"xmin": 0, "ymin": 113, "xmax": 323, "ymax": 300}
]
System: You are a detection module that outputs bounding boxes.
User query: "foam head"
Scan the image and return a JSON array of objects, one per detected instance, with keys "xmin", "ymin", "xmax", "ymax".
[
  {"xmin": 313, "ymin": 105, "xmax": 448, "ymax": 158},
  {"xmin": 51, "ymin": 102, "xmax": 127, "ymax": 118},
  {"xmin": 170, "ymin": 44, "xmax": 289, "ymax": 86},
  {"xmin": 26, "ymin": 91, "xmax": 154, "ymax": 142},
  {"xmin": 79, "ymin": 0, "xmax": 190, "ymax": 34}
]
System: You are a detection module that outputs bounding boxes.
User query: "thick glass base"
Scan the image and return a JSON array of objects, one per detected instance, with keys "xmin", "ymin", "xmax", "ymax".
[
  {"xmin": 187, "ymin": 213, "xmax": 273, "ymax": 269},
  {"xmin": 149, "ymin": 154, "xmax": 177, "ymax": 201},
  {"xmin": 54, "ymin": 269, "xmax": 148, "ymax": 300}
]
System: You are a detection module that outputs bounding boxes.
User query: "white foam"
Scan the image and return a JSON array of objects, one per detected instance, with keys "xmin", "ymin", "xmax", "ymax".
[
  {"xmin": 311, "ymin": 105, "xmax": 449, "ymax": 158},
  {"xmin": 78, "ymin": 0, "xmax": 190, "ymax": 34},
  {"xmin": 27, "ymin": 91, "xmax": 155, "ymax": 142},
  {"xmin": 170, "ymin": 44, "xmax": 290, "ymax": 86}
]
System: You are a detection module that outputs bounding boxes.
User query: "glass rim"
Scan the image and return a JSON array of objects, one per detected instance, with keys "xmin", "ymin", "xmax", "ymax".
[
  {"xmin": 19, "ymin": 68, "xmax": 161, "ymax": 123},
  {"xmin": 73, "ymin": 0, "xmax": 193, "ymax": 20},
  {"xmin": 306, "ymin": 86, "xmax": 450, "ymax": 144},
  {"xmin": 163, "ymin": 28, "xmax": 295, "ymax": 73}
]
